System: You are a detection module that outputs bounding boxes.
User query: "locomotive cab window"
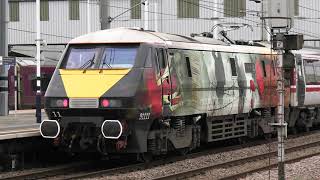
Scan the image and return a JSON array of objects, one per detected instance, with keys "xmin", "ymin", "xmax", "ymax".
[
  {"xmin": 61, "ymin": 45, "xmax": 139, "ymax": 69},
  {"xmin": 62, "ymin": 46, "xmax": 101, "ymax": 69},
  {"xmin": 100, "ymin": 46, "xmax": 138, "ymax": 69}
]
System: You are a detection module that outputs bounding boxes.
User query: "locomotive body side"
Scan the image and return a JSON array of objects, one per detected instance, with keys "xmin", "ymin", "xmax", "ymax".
[{"xmin": 157, "ymin": 42, "xmax": 280, "ymax": 142}]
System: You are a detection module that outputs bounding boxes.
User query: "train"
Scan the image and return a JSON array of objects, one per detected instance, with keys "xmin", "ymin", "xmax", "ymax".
[
  {"xmin": 40, "ymin": 28, "xmax": 320, "ymax": 158},
  {"xmin": 8, "ymin": 58, "xmax": 55, "ymax": 109}
]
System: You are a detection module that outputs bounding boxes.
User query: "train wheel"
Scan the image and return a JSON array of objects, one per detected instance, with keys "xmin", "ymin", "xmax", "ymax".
[
  {"xmin": 264, "ymin": 133, "xmax": 272, "ymax": 140},
  {"xmin": 177, "ymin": 147, "xmax": 189, "ymax": 156},
  {"xmin": 137, "ymin": 153, "xmax": 153, "ymax": 163},
  {"xmin": 238, "ymin": 137, "xmax": 249, "ymax": 144},
  {"xmin": 305, "ymin": 126, "xmax": 310, "ymax": 132},
  {"xmin": 289, "ymin": 127, "xmax": 298, "ymax": 135}
]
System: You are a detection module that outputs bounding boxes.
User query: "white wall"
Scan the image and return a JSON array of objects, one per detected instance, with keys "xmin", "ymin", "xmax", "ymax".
[
  {"xmin": 8, "ymin": 0, "xmax": 100, "ymax": 44},
  {"xmin": 8, "ymin": 0, "xmax": 320, "ymax": 47}
]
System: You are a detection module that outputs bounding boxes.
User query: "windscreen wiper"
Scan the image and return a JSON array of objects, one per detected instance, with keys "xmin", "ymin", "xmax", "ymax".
[
  {"xmin": 80, "ymin": 55, "xmax": 95, "ymax": 71},
  {"xmin": 102, "ymin": 53, "xmax": 112, "ymax": 68},
  {"xmin": 102, "ymin": 49, "xmax": 113, "ymax": 69}
]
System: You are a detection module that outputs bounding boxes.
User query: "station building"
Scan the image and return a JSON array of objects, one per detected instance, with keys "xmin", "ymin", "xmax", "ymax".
[{"xmin": 7, "ymin": 0, "xmax": 319, "ymax": 46}]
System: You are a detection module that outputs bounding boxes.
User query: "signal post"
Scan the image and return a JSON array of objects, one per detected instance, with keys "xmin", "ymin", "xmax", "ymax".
[{"xmin": 270, "ymin": 31, "xmax": 303, "ymax": 180}]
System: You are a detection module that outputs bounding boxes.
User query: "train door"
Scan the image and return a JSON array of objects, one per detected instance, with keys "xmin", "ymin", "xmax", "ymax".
[
  {"xmin": 155, "ymin": 48, "xmax": 172, "ymax": 116},
  {"xmin": 228, "ymin": 54, "xmax": 240, "ymax": 114},
  {"xmin": 296, "ymin": 54, "xmax": 305, "ymax": 106}
]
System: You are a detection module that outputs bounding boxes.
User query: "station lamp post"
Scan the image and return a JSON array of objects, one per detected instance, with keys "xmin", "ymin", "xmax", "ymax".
[{"xmin": 36, "ymin": 0, "xmax": 42, "ymax": 123}]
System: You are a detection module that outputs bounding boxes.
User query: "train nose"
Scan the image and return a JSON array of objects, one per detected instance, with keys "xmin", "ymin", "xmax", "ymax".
[
  {"xmin": 101, "ymin": 120, "xmax": 123, "ymax": 139},
  {"xmin": 40, "ymin": 120, "xmax": 60, "ymax": 138}
]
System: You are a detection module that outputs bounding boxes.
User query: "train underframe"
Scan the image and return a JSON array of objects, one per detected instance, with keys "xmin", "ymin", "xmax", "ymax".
[{"xmin": 44, "ymin": 106, "xmax": 320, "ymax": 158}]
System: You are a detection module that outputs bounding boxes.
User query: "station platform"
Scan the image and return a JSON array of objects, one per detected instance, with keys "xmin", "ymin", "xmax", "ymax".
[{"xmin": 0, "ymin": 110, "xmax": 47, "ymax": 141}]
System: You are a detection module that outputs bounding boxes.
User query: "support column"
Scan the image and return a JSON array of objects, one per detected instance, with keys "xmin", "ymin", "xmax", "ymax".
[
  {"xmin": 36, "ymin": 0, "xmax": 42, "ymax": 123},
  {"xmin": 276, "ymin": 49, "xmax": 286, "ymax": 180},
  {"xmin": 270, "ymin": 32, "xmax": 289, "ymax": 180},
  {"xmin": 144, "ymin": 0, "xmax": 149, "ymax": 30},
  {"xmin": 154, "ymin": 1, "xmax": 158, "ymax": 32},
  {"xmin": 0, "ymin": 0, "xmax": 9, "ymax": 116},
  {"xmin": 87, "ymin": 0, "xmax": 91, "ymax": 33},
  {"xmin": 213, "ymin": 0, "xmax": 219, "ymax": 39},
  {"xmin": 100, "ymin": 0, "xmax": 111, "ymax": 30}
]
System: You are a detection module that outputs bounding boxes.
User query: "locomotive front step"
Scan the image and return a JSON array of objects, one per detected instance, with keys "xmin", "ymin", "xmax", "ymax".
[{"xmin": 40, "ymin": 120, "xmax": 60, "ymax": 138}]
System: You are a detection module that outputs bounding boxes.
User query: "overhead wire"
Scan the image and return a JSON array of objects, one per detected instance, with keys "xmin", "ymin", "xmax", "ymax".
[
  {"xmin": 8, "ymin": 28, "xmax": 73, "ymax": 39},
  {"xmin": 298, "ymin": 4, "xmax": 320, "ymax": 14}
]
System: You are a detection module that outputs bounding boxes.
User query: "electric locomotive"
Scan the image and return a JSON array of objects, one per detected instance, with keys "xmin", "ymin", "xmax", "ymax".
[{"xmin": 40, "ymin": 28, "xmax": 320, "ymax": 156}]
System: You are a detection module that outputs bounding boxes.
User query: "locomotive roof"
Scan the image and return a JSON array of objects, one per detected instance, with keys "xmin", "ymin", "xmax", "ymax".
[
  {"xmin": 69, "ymin": 28, "xmax": 227, "ymax": 46},
  {"xmin": 69, "ymin": 28, "xmax": 280, "ymax": 54}
]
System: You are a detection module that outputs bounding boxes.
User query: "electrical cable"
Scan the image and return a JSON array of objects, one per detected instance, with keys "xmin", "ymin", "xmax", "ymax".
[
  {"xmin": 298, "ymin": 5, "xmax": 320, "ymax": 14},
  {"xmin": 8, "ymin": 28, "xmax": 73, "ymax": 39}
]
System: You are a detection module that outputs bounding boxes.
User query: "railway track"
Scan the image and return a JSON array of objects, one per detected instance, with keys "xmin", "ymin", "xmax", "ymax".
[
  {"xmin": 0, "ymin": 139, "xmax": 268, "ymax": 180},
  {"xmin": 152, "ymin": 140, "xmax": 320, "ymax": 180},
  {"xmin": 62, "ymin": 133, "xmax": 320, "ymax": 180},
  {"xmin": 0, "ymin": 161, "xmax": 99, "ymax": 180},
  {"xmin": 1, "ymin": 131, "xmax": 320, "ymax": 180}
]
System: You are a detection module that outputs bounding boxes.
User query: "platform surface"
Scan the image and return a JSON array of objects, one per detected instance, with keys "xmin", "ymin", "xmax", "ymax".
[{"xmin": 0, "ymin": 110, "xmax": 47, "ymax": 140}]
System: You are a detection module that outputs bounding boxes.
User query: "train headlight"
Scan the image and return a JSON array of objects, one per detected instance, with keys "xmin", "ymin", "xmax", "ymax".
[
  {"xmin": 49, "ymin": 98, "xmax": 69, "ymax": 108},
  {"xmin": 100, "ymin": 99, "xmax": 122, "ymax": 108}
]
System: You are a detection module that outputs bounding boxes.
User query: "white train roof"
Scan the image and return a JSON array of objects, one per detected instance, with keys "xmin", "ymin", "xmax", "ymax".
[
  {"xmin": 69, "ymin": 28, "xmax": 226, "ymax": 45},
  {"xmin": 69, "ymin": 28, "xmax": 277, "ymax": 55}
]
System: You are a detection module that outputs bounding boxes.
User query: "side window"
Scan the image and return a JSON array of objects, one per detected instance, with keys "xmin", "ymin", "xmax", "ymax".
[
  {"xmin": 261, "ymin": 60, "xmax": 267, "ymax": 77},
  {"xmin": 185, "ymin": 57, "xmax": 192, "ymax": 77},
  {"xmin": 294, "ymin": 0, "xmax": 299, "ymax": 16},
  {"xmin": 130, "ymin": 0, "xmax": 141, "ymax": 19},
  {"xmin": 69, "ymin": 0, "xmax": 80, "ymax": 20},
  {"xmin": 40, "ymin": 0, "xmax": 49, "ymax": 21},
  {"xmin": 154, "ymin": 49, "xmax": 160, "ymax": 73},
  {"xmin": 315, "ymin": 66, "xmax": 320, "ymax": 82},
  {"xmin": 244, "ymin": 63, "xmax": 254, "ymax": 73},
  {"xmin": 313, "ymin": 61, "xmax": 320, "ymax": 83},
  {"xmin": 144, "ymin": 48, "xmax": 152, "ymax": 68},
  {"xmin": 304, "ymin": 61, "xmax": 316, "ymax": 84},
  {"xmin": 224, "ymin": 0, "xmax": 246, "ymax": 17},
  {"xmin": 229, "ymin": 58, "xmax": 237, "ymax": 76},
  {"xmin": 157, "ymin": 48, "xmax": 167, "ymax": 69},
  {"xmin": 9, "ymin": 1, "xmax": 19, "ymax": 22},
  {"xmin": 272, "ymin": 60, "xmax": 276, "ymax": 76},
  {"xmin": 177, "ymin": 0, "xmax": 199, "ymax": 18}
]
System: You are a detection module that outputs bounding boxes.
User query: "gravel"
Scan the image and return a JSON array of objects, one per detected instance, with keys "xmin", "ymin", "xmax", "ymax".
[
  {"xmin": 241, "ymin": 155, "xmax": 320, "ymax": 180},
  {"xmin": 88, "ymin": 132, "xmax": 320, "ymax": 180},
  {"xmin": 2, "ymin": 132, "xmax": 320, "ymax": 180},
  {"xmin": 191, "ymin": 143, "xmax": 320, "ymax": 179}
]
